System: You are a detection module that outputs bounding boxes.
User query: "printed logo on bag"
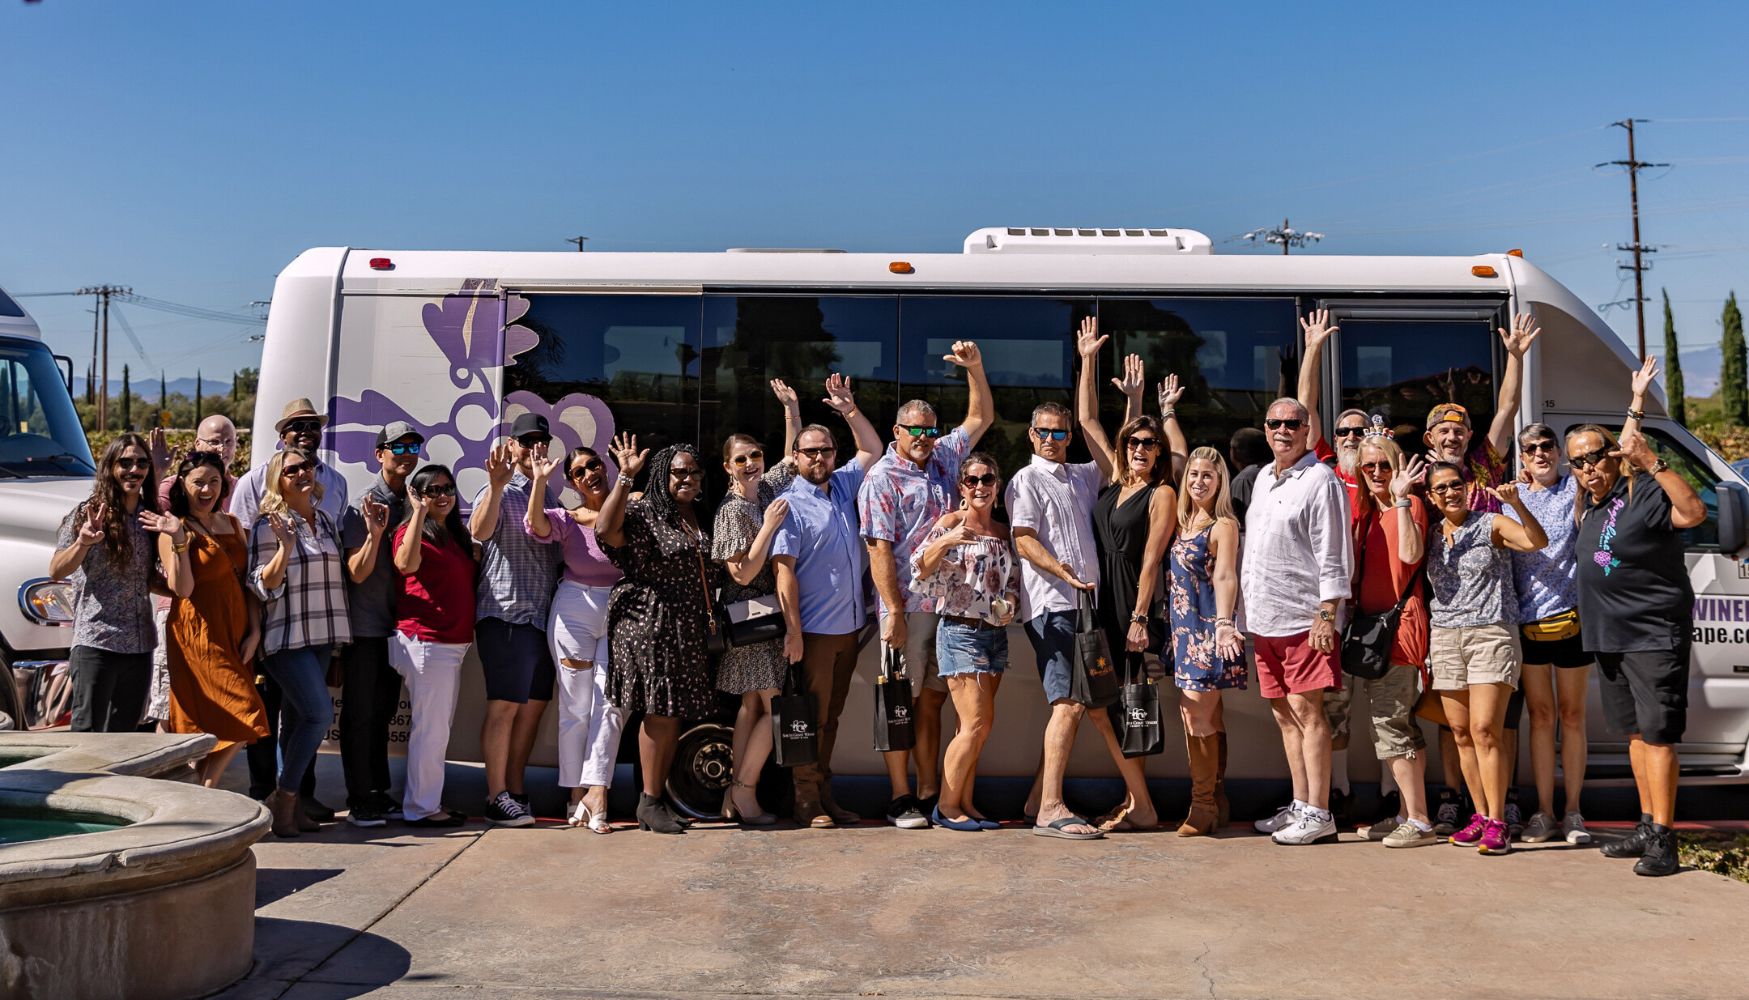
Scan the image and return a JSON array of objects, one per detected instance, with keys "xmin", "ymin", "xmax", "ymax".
[
  {"xmin": 790, "ymin": 719, "xmax": 810, "ymax": 735},
  {"xmin": 1127, "ymin": 707, "xmax": 1149, "ymax": 723},
  {"xmin": 892, "ymin": 703, "xmax": 910, "ymax": 720}
]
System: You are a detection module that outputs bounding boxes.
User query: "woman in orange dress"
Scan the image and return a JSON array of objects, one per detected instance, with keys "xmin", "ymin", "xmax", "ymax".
[{"xmin": 160, "ymin": 451, "xmax": 269, "ymax": 786}]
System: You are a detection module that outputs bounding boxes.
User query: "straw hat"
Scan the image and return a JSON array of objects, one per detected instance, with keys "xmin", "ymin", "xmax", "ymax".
[{"xmin": 274, "ymin": 398, "xmax": 330, "ymax": 434}]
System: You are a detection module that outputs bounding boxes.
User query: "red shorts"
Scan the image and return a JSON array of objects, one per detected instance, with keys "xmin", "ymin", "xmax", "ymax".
[{"xmin": 1253, "ymin": 631, "xmax": 1342, "ymax": 700}]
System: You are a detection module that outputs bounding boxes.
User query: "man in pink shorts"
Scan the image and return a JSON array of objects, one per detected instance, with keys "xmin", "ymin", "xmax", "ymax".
[{"xmin": 1240, "ymin": 397, "xmax": 1354, "ymax": 845}]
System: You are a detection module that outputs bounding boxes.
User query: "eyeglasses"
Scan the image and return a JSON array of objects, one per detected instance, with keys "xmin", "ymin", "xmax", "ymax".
[
  {"xmin": 569, "ymin": 459, "xmax": 604, "ymax": 478},
  {"xmin": 669, "ymin": 467, "xmax": 704, "ymax": 481},
  {"xmin": 282, "ymin": 420, "xmax": 322, "ymax": 435},
  {"xmin": 1427, "ymin": 480, "xmax": 1465, "ymax": 495},
  {"xmin": 1032, "ymin": 427, "xmax": 1069, "ymax": 441},
  {"xmin": 384, "ymin": 441, "xmax": 421, "ymax": 456},
  {"xmin": 422, "ymin": 483, "xmax": 457, "ymax": 497},
  {"xmin": 196, "ymin": 437, "xmax": 229, "ymax": 450},
  {"xmin": 1522, "ymin": 440, "xmax": 1558, "ymax": 454},
  {"xmin": 1360, "ymin": 461, "xmax": 1392, "ymax": 473},
  {"xmin": 1264, "ymin": 418, "xmax": 1305, "ymax": 431},
  {"xmin": 898, "ymin": 425, "xmax": 942, "ymax": 440},
  {"xmin": 961, "ymin": 473, "xmax": 999, "ymax": 487},
  {"xmin": 730, "ymin": 450, "xmax": 765, "ymax": 466},
  {"xmin": 1124, "ymin": 436, "xmax": 1160, "ymax": 451},
  {"xmin": 1569, "ymin": 447, "xmax": 1613, "ymax": 470},
  {"xmin": 517, "ymin": 433, "xmax": 551, "ymax": 447},
  {"xmin": 280, "ymin": 463, "xmax": 312, "ymax": 478},
  {"xmin": 796, "ymin": 446, "xmax": 837, "ymax": 460},
  {"xmin": 114, "ymin": 457, "xmax": 150, "ymax": 471},
  {"xmin": 1333, "ymin": 426, "xmax": 1367, "ymax": 439}
]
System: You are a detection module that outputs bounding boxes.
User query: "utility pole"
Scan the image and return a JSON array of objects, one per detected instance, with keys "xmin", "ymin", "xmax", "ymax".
[
  {"xmin": 564, "ymin": 236, "xmax": 589, "ymax": 252},
  {"xmin": 75, "ymin": 285, "xmax": 132, "ymax": 431},
  {"xmin": 1599, "ymin": 119, "xmax": 1666, "ymax": 359},
  {"xmin": 1240, "ymin": 218, "xmax": 1324, "ymax": 255}
]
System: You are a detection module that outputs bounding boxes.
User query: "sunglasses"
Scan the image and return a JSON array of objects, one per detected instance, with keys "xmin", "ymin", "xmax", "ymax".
[
  {"xmin": 1428, "ymin": 480, "xmax": 1465, "ymax": 495},
  {"xmin": 796, "ymin": 446, "xmax": 837, "ymax": 459},
  {"xmin": 1124, "ymin": 436, "xmax": 1160, "ymax": 451},
  {"xmin": 1360, "ymin": 460, "xmax": 1392, "ymax": 473},
  {"xmin": 1333, "ymin": 426, "xmax": 1367, "ymax": 439},
  {"xmin": 114, "ymin": 457, "xmax": 150, "ymax": 472},
  {"xmin": 517, "ymin": 433, "xmax": 551, "ymax": 447},
  {"xmin": 569, "ymin": 459, "xmax": 604, "ymax": 478},
  {"xmin": 280, "ymin": 463, "xmax": 312, "ymax": 478},
  {"xmin": 1264, "ymin": 418, "xmax": 1305, "ymax": 431},
  {"xmin": 1522, "ymin": 440, "xmax": 1558, "ymax": 454},
  {"xmin": 422, "ymin": 483, "xmax": 457, "ymax": 498},
  {"xmin": 961, "ymin": 473, "xmax": 999, "ymax": 488},
  {"xmin": 283, "ymin": 420, "xmax": 322, "ymax": 435},
  {"xmin": 898, "ymin": 425, "xmax": 942, "ymax": 440},
  {"xmin": 669, "ymin": 467, "xmax": 704, "ymax": 481},
  {"xmin": 384, "ymin": 441, "xmax": 421, "ymax": 456},
  {"xmin": 1032, "ymin": 427, "xmax": 1069, "ymax": 441},
  {"xmin": 1569, "ymin": 447, "xmax": 1613, "ymax": 470},
  {"xmin": 730, "ymin": 450, "xmax": 765, "ymax": 466}
]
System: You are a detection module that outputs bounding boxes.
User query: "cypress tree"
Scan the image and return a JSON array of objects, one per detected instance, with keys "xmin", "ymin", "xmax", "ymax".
[
  {"xmin": 1724, "ymin": 293, "xmax": 1748, "ymax": 425},
  {"xmin": 159, "ymin": 369, "xmax": 167, "ymax": 417},
  {"xmin": 1662, "ymin": 290, "xmax": 1686, "ymax": 425},
  {"xmin": 195, "ymin": 370, "xmax": 203, "ymax": 426},
  {"xmin": 121, "ymin": 365, "xmax": 132, "ymax": 430}
]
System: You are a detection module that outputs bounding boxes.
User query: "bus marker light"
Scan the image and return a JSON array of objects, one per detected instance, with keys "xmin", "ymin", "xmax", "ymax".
[
  {"xmin": 1507, "ymin": 249, "xmax": 1524, "ymax": 257},
  {"xmin": 1471, "ymin": 265, "xmax": 1497, "ymax": 278},
  {"xmin": 369, "ymin": 257, "xmax": 394, "ymax": 270},
  {"xmin": 889, "ymin": 261, "xmax": 914, "ymax": 274}
]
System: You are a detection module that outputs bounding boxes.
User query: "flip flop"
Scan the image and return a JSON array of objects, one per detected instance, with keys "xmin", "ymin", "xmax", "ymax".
[{"xmin": 1033, "ymin": 815, "xmax": 1104, "ymax": 840}]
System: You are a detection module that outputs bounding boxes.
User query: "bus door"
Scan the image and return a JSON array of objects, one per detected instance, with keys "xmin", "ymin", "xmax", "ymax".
[{"xmin": 1544, "ymin": 413, "xmax": 1749, "ymax": 775}]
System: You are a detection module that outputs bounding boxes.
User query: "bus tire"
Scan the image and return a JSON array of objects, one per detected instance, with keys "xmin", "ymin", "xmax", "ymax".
[{"xmin": 664, "ymin": 721, "xmax": 735, "ymax": 819}]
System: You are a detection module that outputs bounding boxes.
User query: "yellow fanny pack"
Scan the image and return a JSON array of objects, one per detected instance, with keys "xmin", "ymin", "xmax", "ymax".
[{"xmin": 1521, "ymin": 609, "xmax": 1581, "ymax": 642}]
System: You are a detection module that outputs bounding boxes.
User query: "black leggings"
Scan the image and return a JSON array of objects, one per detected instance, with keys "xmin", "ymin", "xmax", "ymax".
[{"xmin": 69, "ymin": 646, "xmax": 151, "ymax": 733}]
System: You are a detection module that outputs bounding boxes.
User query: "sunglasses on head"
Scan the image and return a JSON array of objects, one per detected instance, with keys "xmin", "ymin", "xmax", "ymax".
[
  {"xmin": 1522, "ymin": 440, "xmax": 1558, "ymax": 454},
  {"xmin": 517, "ymin": 433, "xmax": 551, "ymax": 447},
  {"xmin": 898, "ymin": 424, "xmax": 942, "ymax": 440},
  {"xmin": 1569, "ymin": 447, "xmax": 1613, "ymax": 470},
  {"xmin": 569, "ymin": 459, "xmax": 604, "ymax": 478},
  {"xmin": 1264, "ymin": 418, "xmax": 1305, "ymax": 431},
  {"xmin": 730, "ymin": 450, "xmax": 765, "ymax": 466},
  {"xmin": 384, "ymin": 441, "xmax": 421, "ymax": 456},
  {"xmin": 422, "ymin": 483, "xmax": 457, "ymax": 497},
  {"xmin": 1333, "ymin": 426, "xmax": 1367, "ymax": 439},
  {"xmin": 796, "ymin": 446, "xmax": 837, "ymax": 459},
  {"xmin": 114, "ymin": 457, "xmax": 150, "ymax": 472},
  {"xmin": 961, "ymin": 473, "xmax": 999, "ymax": 488},
  {"xmin": 1032, "ymin": 427, "xmax": 1069, "ymax": 441},
  {"xmin": 283, "ymin": 419, "xmax": 322, "ymax": 435},
  {"xmin": 1124, "ymin": 436, "xmax": 1160, "ymax": 451}
]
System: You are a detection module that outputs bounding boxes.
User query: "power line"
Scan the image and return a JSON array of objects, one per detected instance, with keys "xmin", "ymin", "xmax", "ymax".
[
  {"xmin": 73, "ymin": 285, "xmax": 131, "ymax": 431},
  {"xmin": 1596, "ymin": 118, "xmax": 1668, "ymax": 359},
  {"xmin": 1237, "ymin": 218, "xmax": 1324, "ymax": 254}
]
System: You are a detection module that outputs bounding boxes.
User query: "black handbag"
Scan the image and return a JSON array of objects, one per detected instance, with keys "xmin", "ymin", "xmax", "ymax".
[
  {"xmin": 1341, "ymin": 512, "xmax": 1423, "ymax": 681},
  {"xmin": 1118, "ymin": 653, "xmax": 1164, "ymax": 758},
  {"xmin": 770, "ymin": 663, "xmax": 818, "ymax": 768},
  {"xmin": 872, "ymin": 643, "xmax": 916, "ymax": 752},
  {"xmin": 1070, "ymin": 590, "xmax": 1121, "ymax": 709},
  {"xmin": 725, "ymin": 594, "xmax": 786, "ymax": 647}
]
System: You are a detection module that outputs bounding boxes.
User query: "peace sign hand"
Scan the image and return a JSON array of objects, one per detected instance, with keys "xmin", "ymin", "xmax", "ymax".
[
  {"xmin": 611, "ymin": 432, "xmax": 649, "ymax": 480},
  {"xmin": 77, "ymin": 502, "xmax": 107, "ymax": 547}
]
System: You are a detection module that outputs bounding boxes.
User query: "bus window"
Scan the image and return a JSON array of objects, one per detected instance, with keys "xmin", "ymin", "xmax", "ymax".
[
  {"xmin": 509, "ymin": 294, "xmax": 703, "ymax": 461},
  {"xmin": 1335, "ymin": 316, "xmax": 1499, "ymax": 458},
  {"xmin": 700, "ymin": 294, "xmax": 899, "ymax": 498},
  {"xmin": 1096, "ymin": 297, "xmax": 1300, "ymax": 468},
  {"xmin": 899, "ymin": 296, "xmax": 1093, "ymax": 480}
]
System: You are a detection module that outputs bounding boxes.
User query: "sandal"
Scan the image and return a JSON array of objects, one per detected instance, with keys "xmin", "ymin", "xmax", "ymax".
[
  {"xmin": 572, "ymin": 800, "xmax": 611, "ymax": 835},
  {"xmin": 1032, "ymin": 815, "xmax": 1104, "ymax": 840}
]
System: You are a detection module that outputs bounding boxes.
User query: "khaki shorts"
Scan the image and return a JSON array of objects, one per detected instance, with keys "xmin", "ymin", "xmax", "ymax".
[
  {"xmin": 881, "ymin": 612, "xmax": 948, "ymax": 697},
  {"xmin": 1367, "ymin": 664, "xmax": 1427, "ymax": 760},
  {"xmin": 1429, "ymin": 623, "xmax": 1522, "ymax": 692}
]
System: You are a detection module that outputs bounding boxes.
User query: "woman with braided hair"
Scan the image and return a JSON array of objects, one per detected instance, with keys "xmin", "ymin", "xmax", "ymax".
[{"xmin": 595, "ymin": 434, "xmax": 719, "ymax": 834}]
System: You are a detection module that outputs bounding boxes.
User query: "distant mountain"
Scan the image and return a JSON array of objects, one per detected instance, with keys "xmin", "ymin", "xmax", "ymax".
[
  {"xmin": 73, "ymin": 376, "xmax": 234, "ymax": 398},
  {"xmin": 1676, "ymin": 345, "xmax": 1722, "ymax": 398}
]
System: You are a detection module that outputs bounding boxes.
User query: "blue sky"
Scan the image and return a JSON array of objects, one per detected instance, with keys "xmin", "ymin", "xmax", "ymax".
[{"xmin": 3, "ymin": 1, "xmax": 1746, "ymax": 385}]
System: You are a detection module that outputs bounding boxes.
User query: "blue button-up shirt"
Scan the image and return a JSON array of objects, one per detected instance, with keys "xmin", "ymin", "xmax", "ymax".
[{"xmin": 773, "ymin": 462, "xmax": 869, "ymax": 636}]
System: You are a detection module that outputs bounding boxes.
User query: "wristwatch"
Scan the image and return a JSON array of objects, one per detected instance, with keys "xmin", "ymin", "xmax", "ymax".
[
  {"xmin": 1649, "ymin": 458, "xmax": 1670, "ymax": 475},
  {"xmin": 1317, "ymin": 608, "xmax": 1336, "ymax": 623},
  {"xmin": 1627, "ymin": 407, "xmax": 1646, "ymax": 420},
  {"xmin": 1129, "ymin": 612, "xmax": 1148, "ymax": 624}
]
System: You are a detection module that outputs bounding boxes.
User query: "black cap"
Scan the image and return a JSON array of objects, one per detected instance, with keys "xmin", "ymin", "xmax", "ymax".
[
  {"xmin": 510, "ymin": 412, "xmax": 550, "ymax": 438},
  {"xmin": 375, "ymin": 420, "xmax": 425, "ymax": 449}
]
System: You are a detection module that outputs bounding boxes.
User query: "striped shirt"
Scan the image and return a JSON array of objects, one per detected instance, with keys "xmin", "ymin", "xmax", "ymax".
[
  {"xmin": 472, "ymin": 472, "xmax": 561, "ymax": 626},
  {"xmin": 248, "ymin": 508, "xmax": 352, "ymax": 655}
]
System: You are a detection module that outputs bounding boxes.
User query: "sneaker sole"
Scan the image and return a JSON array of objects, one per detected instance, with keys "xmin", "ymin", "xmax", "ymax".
[
  {"xmin": 487, "ymin": 815, "xmax": 536, "ymax": 828},
  {"xmin": 1566, "ymin": 834, "xmax": 1594, "ymax": 845},
  {"xmin": 1477, "ymin": 845, "xmax": 1512, "ymax": 855},
  {"xmin": 1383, "ymin": 836, "xmax": 1438, "ymax": 849},
  {"xmin": 1271, "ymin": 831, "xmax": 1339, "ymax": 846},
  {"xmin": 346, "ymin": 816, "xmax": 387, "ymax": 828},
  {"xmin": 1521, "ymin": 833, "xmax": 1557, "ymax": 844},
  {"xmin": 890, "ymin": 817, "xmax": 930, "ymax": 830}
]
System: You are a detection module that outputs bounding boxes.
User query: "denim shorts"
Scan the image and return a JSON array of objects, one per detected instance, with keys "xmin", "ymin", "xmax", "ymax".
[
  {"xmin": 476, "ymin": 617, "xmax": 555, "ymax": 703},
  {"xmin": 935, "ymin": 619, "xmax": 1008, "ymax": 678}
]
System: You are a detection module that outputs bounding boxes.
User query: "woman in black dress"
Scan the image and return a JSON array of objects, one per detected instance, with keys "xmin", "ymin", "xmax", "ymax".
[
  {"xmin": 1073, "ymin": 316, "xmax": 1179, "ymax": 831},
  {"xmin": 596, "ymin": 433, "xmax": 719, "ymax": 834}
]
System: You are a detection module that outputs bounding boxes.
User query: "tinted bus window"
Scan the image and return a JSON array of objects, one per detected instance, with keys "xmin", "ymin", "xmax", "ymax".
[
  {"xmin": 1096, "ymin": 298, "xmax": 1299, "ymax": 469},
  {"xmin": 700, "ymin": 294, "xmax": 898, "ymax": 499},
  {"xmin": 1337, "ymin": 318, "xmax": 1498, "ymax": 458},
  {"xmin": 0, "ymin": 288, "xmax": 22, "ymax": 318},
  {"xmin": 508, "ymin": 295, "xmax": 702, "ymax": 461},
  {"xmin": 899, "ymin": 296, "xmax": 1093, "ymax": 483}
]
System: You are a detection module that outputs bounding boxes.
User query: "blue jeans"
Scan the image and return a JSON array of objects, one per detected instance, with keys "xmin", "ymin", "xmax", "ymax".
[{"xmin": 262, "ymin": 644, "xmax": 334, "ymax": 793}]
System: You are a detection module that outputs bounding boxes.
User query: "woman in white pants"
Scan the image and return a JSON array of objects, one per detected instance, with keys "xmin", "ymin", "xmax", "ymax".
[
  {"xmin": 390, "ymin": 464, "xmax": 477, "ymax": 828},
  {"xmin": 526, "ymin": 446, "xmax": 624, "ymax": 832}
]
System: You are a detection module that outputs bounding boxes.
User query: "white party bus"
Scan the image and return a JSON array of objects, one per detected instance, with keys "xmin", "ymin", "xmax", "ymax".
[{"xmin": 252, "ymin": 228, "xmax": 1749, "ymax": 815}]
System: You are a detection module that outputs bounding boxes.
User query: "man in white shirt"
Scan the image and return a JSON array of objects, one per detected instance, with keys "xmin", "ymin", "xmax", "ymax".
[
  {"xmin": 1006, "ymin": 402, "xmax": 1104, "ymax": 841},
  {"xmin": 230, "ymin": 398, "xmax": 351, "ymax": 531},
  {"xmin": 1241, "ymin": 397, "xmax": 1354, "ymax": 845}
]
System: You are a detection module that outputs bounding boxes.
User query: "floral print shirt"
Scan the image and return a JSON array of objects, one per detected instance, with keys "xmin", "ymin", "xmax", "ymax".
[
  {"xmin": 857, "ymin": 427, "xmax": 971, "ymax": 616},
  {"xmin": 908, "ymin": 515, "xmax": 1021, "ymax": 625}
]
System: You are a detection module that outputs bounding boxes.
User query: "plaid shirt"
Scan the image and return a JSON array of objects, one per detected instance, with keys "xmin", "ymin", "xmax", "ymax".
[
  {"xmin": 472, "ymin": 472, "xmax": 561, "ymax": 626},
  {"xmin": 248, "ymin": 508, "xmax": 352, "ymax": 655}
]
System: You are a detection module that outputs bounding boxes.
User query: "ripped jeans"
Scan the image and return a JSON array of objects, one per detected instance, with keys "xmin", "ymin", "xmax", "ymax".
[{"xmin": 935, "ymin": 619, "xmax": 1009, "ymax": 678}]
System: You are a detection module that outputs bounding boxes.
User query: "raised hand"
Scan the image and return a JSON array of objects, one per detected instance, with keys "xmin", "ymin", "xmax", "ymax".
[
  {"xmin": 137, "ymin": 508, "xmax": 187, "ymax": 542},
  {"xmin": 1499, "ymin": 312, "xmax": 1542, "ymax": 357},
  {"xmin": 769, "ymin": 378, "xmax": 799, "ymax": 414},
  {"xmin": 1631, "ymin": 355, "xmax": 1659, "ymax": 400},
  {"xmin": 822, "ymin": 373, "xmax": 858, "ymax": 415},
  {"xmin": 1489, "ymin": 481, "xmax": 1523, "ymax": 507},
  {"xmin": 266, "ymin": 512, "xmax": 296, "ymax": 549},
  {"xmin": 611, "ymin": 432, "xmax": 649, "ymax": 480},
  {"xmin": 148, "ymin": 427, "xmax": 171, "ymax": 472},
  {"xmin": 361, "ymin": 494, "xmax": 390, "ymax": 538},
  {"xmin": 1299, "ymin": 308, "xmax": 1337, "ymax": 351},
  {"xmin": 761, "ymin": 498, "xmax": 790, "ymax": 531},
  {"xmin": 1111, "ymin": 354, "xmax": 1144, "ymax": 400},
  {"xmin": 1392, "ymin": 454, "xmax": 1427, "ymax": 499},
  {"xmin": 1612, "ymin": 426, "xmax": 1659, "ymax": 472},
  {"xmin": 943, "ymin": 340, "xmax": 983, "ymax": 369},
  {"xmin": 405, "ymin": 483, "xmax": 427, "ymax": 519},
  {"xmin": 77, "ymin": 502, "xmax": 107, "ymax": 547},
  {"xmin": 1075, "ymin": 316, "xmax": 1108, "ymax": 361},
  {"xmin": 485, "ymin": 442, "xmax": 514, "ymax": 489},
  {"xmin": 1157, "ymin": 372, "xmax": 1185, "ymax": 413},
  {"xmin": 533, "ymin": 453, "xmax": 565, "ymax": 483}
]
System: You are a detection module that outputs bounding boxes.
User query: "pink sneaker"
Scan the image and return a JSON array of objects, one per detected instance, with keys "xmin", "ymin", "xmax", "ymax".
[
  {"xmin": 1478, "ymin": 818, "xmax": 1512, "ymax": 855},
  {"xmin": 1449, "ymin": 813, "xmax": 1488, "ymax": 846}
]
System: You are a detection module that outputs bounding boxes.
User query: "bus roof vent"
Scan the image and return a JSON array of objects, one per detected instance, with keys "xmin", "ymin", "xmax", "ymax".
[
  {"xmin": 964, "ymin": 226, "xmax": 1213, "ymax": 255},
  {"xmin": 726, "ymin": 247, "xmax": 848, "ymax": 254}
]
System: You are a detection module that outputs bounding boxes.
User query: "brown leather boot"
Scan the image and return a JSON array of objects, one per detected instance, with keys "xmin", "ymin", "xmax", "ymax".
[
  {"xmin": 1179, "ymin": 733, "xmax": 1220, "ymax": 837},
  {"xmin": 293, "ymin": 793, "xmax": 319, "ymax": 833},
  {"xmin": 266, "ymin": 789, "xmax": 301, "ymax": 839},
  {"xmin": 1214, "ymin": 730, "xmax": 1231, "ymax": 828}
]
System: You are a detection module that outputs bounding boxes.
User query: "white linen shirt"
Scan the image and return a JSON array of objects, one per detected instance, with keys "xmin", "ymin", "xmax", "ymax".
[
  {"xmin": 1240, "ymin": 450, "xmax": 1353, "ymax": 637},
  {"xmin": 230, "ymin": 456, "xmax": 351, "ymax": 532},
  {"xmin": 1005, "ymin": 455, "xmax": 1102, "ymax": 621}
]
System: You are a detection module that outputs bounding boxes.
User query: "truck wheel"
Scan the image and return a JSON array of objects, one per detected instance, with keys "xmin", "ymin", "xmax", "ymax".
[{"xmin": 664, "ymin": 721, "xmax": 734, "ymax": 820}]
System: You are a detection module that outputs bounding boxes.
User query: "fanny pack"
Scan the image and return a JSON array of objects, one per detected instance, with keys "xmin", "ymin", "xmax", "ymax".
[{"xmin": 1521, "ymin": 608, "xmax": 1580, "ymax": 642}]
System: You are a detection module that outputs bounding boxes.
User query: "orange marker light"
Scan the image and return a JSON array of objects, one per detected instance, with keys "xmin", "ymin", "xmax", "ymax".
[
  {"xmin": 1507, "ymin": 249, "xmax": 1524, "ymax": 257},
  {"xmin": 889, "ymin": 261, "xmax": 914, "ymax": 274},
  {"xmin": 1472, "ymin": 265, "xmax": 1498, "ymax": 278}
]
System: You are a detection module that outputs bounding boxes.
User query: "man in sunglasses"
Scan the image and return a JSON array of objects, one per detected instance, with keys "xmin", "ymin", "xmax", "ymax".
[
  {"xmin": 229, "ymin": 397, "xmax": 352, "ymax": 816},
  {"xmin": 467, "ymin": 411, "xmax": 564, "ymax": 828},
  {"xmin": 772, "ymin": 375, "xmax": 884, "ymax": 828},
  {"xmin": 856, "ymin": 340, "xmax": 992, "ymax": 829},
  {"xmin": 336, "ymin": 421, "xmax": 423, "ymax": 827},
  {"xmin": 1242, "ymin": 398, "xmax": 1353, "ymax": 845}
]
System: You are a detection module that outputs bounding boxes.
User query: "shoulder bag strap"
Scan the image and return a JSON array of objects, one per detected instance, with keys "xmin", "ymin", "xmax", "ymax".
[{"xmin": 691, "ymin": 529, "xmax": 720, "ymax": 640}]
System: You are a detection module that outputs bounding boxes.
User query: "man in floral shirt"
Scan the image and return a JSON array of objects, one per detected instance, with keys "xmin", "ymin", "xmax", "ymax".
[{"xmin": 857, "ymin": 341, "xmax": 992, "ymax": 829}]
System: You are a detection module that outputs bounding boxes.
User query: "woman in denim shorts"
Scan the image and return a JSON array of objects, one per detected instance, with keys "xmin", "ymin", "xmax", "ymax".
[{"xmin": 910, "ymin": 452, "xmax": 1020, "ymax": 832}]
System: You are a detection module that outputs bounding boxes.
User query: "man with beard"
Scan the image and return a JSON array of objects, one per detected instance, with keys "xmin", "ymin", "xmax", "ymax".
[{"xmin": 773, "ymin": 375, "xmax": 884, "ymax": 828}]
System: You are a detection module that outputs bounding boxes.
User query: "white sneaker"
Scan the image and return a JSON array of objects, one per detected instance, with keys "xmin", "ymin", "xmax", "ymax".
[
  {"xmin": 1254, "ymin": 801, "xmax": 1299, "ymax": 834},
  {"xmin": 1272, "ymin": 808, "xmax": 1337, "ymax": 845},
  {"xmin": 1562, "ymin": 812, "xmax": 1593, "ymax": 845}
]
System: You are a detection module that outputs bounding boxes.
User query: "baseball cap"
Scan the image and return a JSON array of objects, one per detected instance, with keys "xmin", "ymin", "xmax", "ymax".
[
  {"xmin": 375, "ymin": 421, "xmax": 425, "ymax": 449},
  {"xmin": 1426, "ymin": 402, "xmax": 1471, "ymax": 430},
  {"xmin": 510, "ymin": 412, "xmax": 551, "ymax": 439}
]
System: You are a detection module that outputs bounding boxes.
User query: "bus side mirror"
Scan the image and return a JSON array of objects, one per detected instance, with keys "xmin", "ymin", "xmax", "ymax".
[{"xmin": 1717, "ymin": 481, "xmax": 1749, "ymax": 556}]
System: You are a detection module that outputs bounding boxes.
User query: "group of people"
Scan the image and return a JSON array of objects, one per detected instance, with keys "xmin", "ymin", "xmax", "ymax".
[{"xmin": 50, "ymin": 312, "xmax": 1703, "ymax": 877}]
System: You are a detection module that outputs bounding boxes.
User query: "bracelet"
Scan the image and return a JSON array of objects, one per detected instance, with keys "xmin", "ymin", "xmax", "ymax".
[
  {"xmin": 616, "ymin": 474, "xmax": 635, "ymax": 487},
  {"xmin": 1394, "ymin": 498, "xmax": 1412, "ymax": 509},
  {"xmin": 1627, "ymin": 407, "xmax": 1645, "ymax": 420},
  {"xmin": 1163, "ymin": 408, "xmax": 1176, "ymax": 419},
  {"xmin": 1129, "ymin": 612, "xmax": 1148, "ymax": 624},
  {"xmin": 172, "ymin": 540, "xmax": 190, "ymax": 554},
  {"xmin": 1215, "ymin": 617, "xmax": 1233, "ymax": 626}
]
